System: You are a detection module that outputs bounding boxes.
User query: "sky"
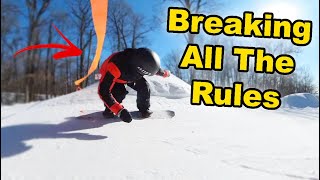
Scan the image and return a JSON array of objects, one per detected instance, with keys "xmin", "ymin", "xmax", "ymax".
[
  {"xmin": 12, "ymin": 0, "xmax": 319, "ymax": 84},
  {"xmin": 125, "ymin": 0, "xmax": 319, "ymax": 84}
]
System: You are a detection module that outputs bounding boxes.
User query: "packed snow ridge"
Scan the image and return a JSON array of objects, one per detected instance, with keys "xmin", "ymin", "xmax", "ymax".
[
  {"xmin": 281, "ymin": 93, "xmax": 319, "ymax": 109},
  {"xmin": 84, "ymin": 74, "xmax": 191, "ymax": 98}
]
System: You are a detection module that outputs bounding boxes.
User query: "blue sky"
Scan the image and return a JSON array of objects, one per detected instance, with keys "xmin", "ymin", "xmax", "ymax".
[{"xmin": 126, "ymin": 0, "xmax": 319, "ymax": 84}]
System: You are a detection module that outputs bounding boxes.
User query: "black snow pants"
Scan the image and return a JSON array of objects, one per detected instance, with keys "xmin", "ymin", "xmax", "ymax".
[{"xmin": 105, "ymin": 77, "xmax": 150, "ymax": 112}]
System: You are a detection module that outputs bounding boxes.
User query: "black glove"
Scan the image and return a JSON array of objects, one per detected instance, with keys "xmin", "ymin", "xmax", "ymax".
[{"xmin": 119, "ymin": 109, "xmax": 132, "ymax": 123}]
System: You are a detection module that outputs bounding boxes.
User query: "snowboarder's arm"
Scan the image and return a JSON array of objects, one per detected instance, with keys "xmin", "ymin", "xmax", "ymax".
[
  {"xmin": 98, "ymin": 72, "xmax": 123, "ymax": 115},
  {"xmin": 156, "ymin": 68, "xmax": 170, "ymax": 78}
]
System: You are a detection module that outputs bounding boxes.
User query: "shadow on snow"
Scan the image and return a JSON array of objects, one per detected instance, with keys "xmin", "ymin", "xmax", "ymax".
[{"xmin": 1, "ymin": 112, "xmax": 119, "ymax": 158}]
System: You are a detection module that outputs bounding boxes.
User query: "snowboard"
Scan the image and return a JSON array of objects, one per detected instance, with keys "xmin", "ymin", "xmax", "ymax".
[{"xmin": 78, "ymin": 110, "xmax": 175, "ymax": 120}]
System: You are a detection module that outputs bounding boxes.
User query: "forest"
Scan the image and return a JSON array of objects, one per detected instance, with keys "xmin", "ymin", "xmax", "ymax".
[{"xmin": 1, "ymin": 0, "xmax": 317, "ymax": 104}]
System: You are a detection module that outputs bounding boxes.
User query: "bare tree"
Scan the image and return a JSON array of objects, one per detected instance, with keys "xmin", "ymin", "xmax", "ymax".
[
  {"xmin": 85, "ymin": 29, "xmax": 94, "ymax": 87},
  {"xmin": 163, "ymin": 0, "xmax": 221, "ymax": 83},
  {"xmin": 1, "ymin": 1, "xmax": 20, "ymax": 63},
  {"xmin": 44, "ymin": 20, "xmax": 53, "ymax": 99},
  {"xmin": 108, "ymin": 0, "xmax": 155, "ymax": 52},
  {"xmin": 163, "ymin": 50, "xmax": 184, "ymax": 79},
  {"xmin": 295, "ymin": 66, "xmax": 316, "ymax": 94},
  {"xmin": 24, "ymin": 0, "xmax": 51, "ymax": 102},
  {"xmin": 1, "ymin": 1, "xmax": 20, "ymax": 102},
  {"xmin": 129, "ymin": 14, "xmax": 154, "ymax": 48},
  {"xmin": 46, "ymin": 10, "xmax": 72, "ymax": 97},
  {"xmin": 108, "ymin": 0, "xmax": 132, "ymax": 51},
  {"xmin": 70, "ymin": 0, "xmax": 93, "ymax": 87}
]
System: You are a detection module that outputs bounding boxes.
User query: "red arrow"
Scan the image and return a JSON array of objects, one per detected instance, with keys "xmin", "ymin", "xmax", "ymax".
[{"xmin": 14, "ymin": 24, "xmax": 82, "ymax": 60}]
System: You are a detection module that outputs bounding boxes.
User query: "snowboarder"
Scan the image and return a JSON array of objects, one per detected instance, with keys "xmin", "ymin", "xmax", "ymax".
[{"xmin": 98, "ymin": 48, "xmax": 170, "ymax": 123}]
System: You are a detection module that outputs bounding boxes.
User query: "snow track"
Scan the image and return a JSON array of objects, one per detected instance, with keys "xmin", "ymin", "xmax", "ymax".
[{"xmin": 1, "ymin": 75, "xmax": 319, "ymax": 180}]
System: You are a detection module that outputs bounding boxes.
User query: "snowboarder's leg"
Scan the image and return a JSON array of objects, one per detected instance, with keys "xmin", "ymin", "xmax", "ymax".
[
  {"xmin": 111, "ymin": 83, "xmax": 128, "ymax": 103},
  {"xmin": 131, "ymin": 77, "xmax": 152, "ymax": 117},
  {"xmin": 103, "ymin": 83, "xmax": 128, "ymax": 118}
]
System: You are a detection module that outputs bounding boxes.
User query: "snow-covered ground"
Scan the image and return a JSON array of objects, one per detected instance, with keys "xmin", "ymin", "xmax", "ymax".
[{"xmin": 1, "ymin": 75, "xmax": 319, "ymax": 180}]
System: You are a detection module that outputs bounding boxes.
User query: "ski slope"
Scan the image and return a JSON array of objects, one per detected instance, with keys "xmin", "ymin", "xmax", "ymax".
[{"xmin": 1, "ymin": 75, "xmax": 319, "ymax": 180}]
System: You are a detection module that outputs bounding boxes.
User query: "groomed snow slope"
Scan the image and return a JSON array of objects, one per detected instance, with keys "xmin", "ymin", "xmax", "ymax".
[{"xmin": 1, "ymin": 75, "xmax": 319, "ymax": 180}]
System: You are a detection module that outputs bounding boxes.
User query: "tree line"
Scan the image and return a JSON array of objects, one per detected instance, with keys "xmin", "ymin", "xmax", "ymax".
[
  {"xmin": 1, "ymin": 0, "xmax": 154, "ymax": 104},
  {"xmin": 1, "ymin": 0, "xmax": 317, "ymax": 104}
]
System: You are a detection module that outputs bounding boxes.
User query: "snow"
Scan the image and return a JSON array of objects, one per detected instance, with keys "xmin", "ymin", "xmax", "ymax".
[
  {"xmin": 1, "ymin": 92, "xmax": 53, "ymax": 105},
  {"xmin": 129, "ymin": 75, "xmax": 191, "ymax": 99},
  {"xmin": 281, "ymin": 93, "xmax": 319, "ymax": 109},
  {"xmin": 1, "ymin": 75, "xmax": 319, "ymax": 180}
]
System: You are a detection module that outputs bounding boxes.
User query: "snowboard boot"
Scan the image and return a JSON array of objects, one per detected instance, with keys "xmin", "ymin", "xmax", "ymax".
[
  {"xmin": 139, "ymin": 109, "xmax": 153, "ymax": 118},
  {"xmin": 103, "ymin": 109, "xmax": 115, "ymax": 118}
]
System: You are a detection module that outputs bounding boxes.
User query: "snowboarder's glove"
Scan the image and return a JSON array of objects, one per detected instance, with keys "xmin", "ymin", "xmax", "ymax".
[
  {"xmin": 162, "ymin": 70, "xmax": 170, "ymax": 78},
  {"xmin": 156, "ymin": 69, "xmax": 170, "ymax": 78},
  {"xmin": 118, "ymin": 109, "xmax": 132, "ymax": 123}
]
